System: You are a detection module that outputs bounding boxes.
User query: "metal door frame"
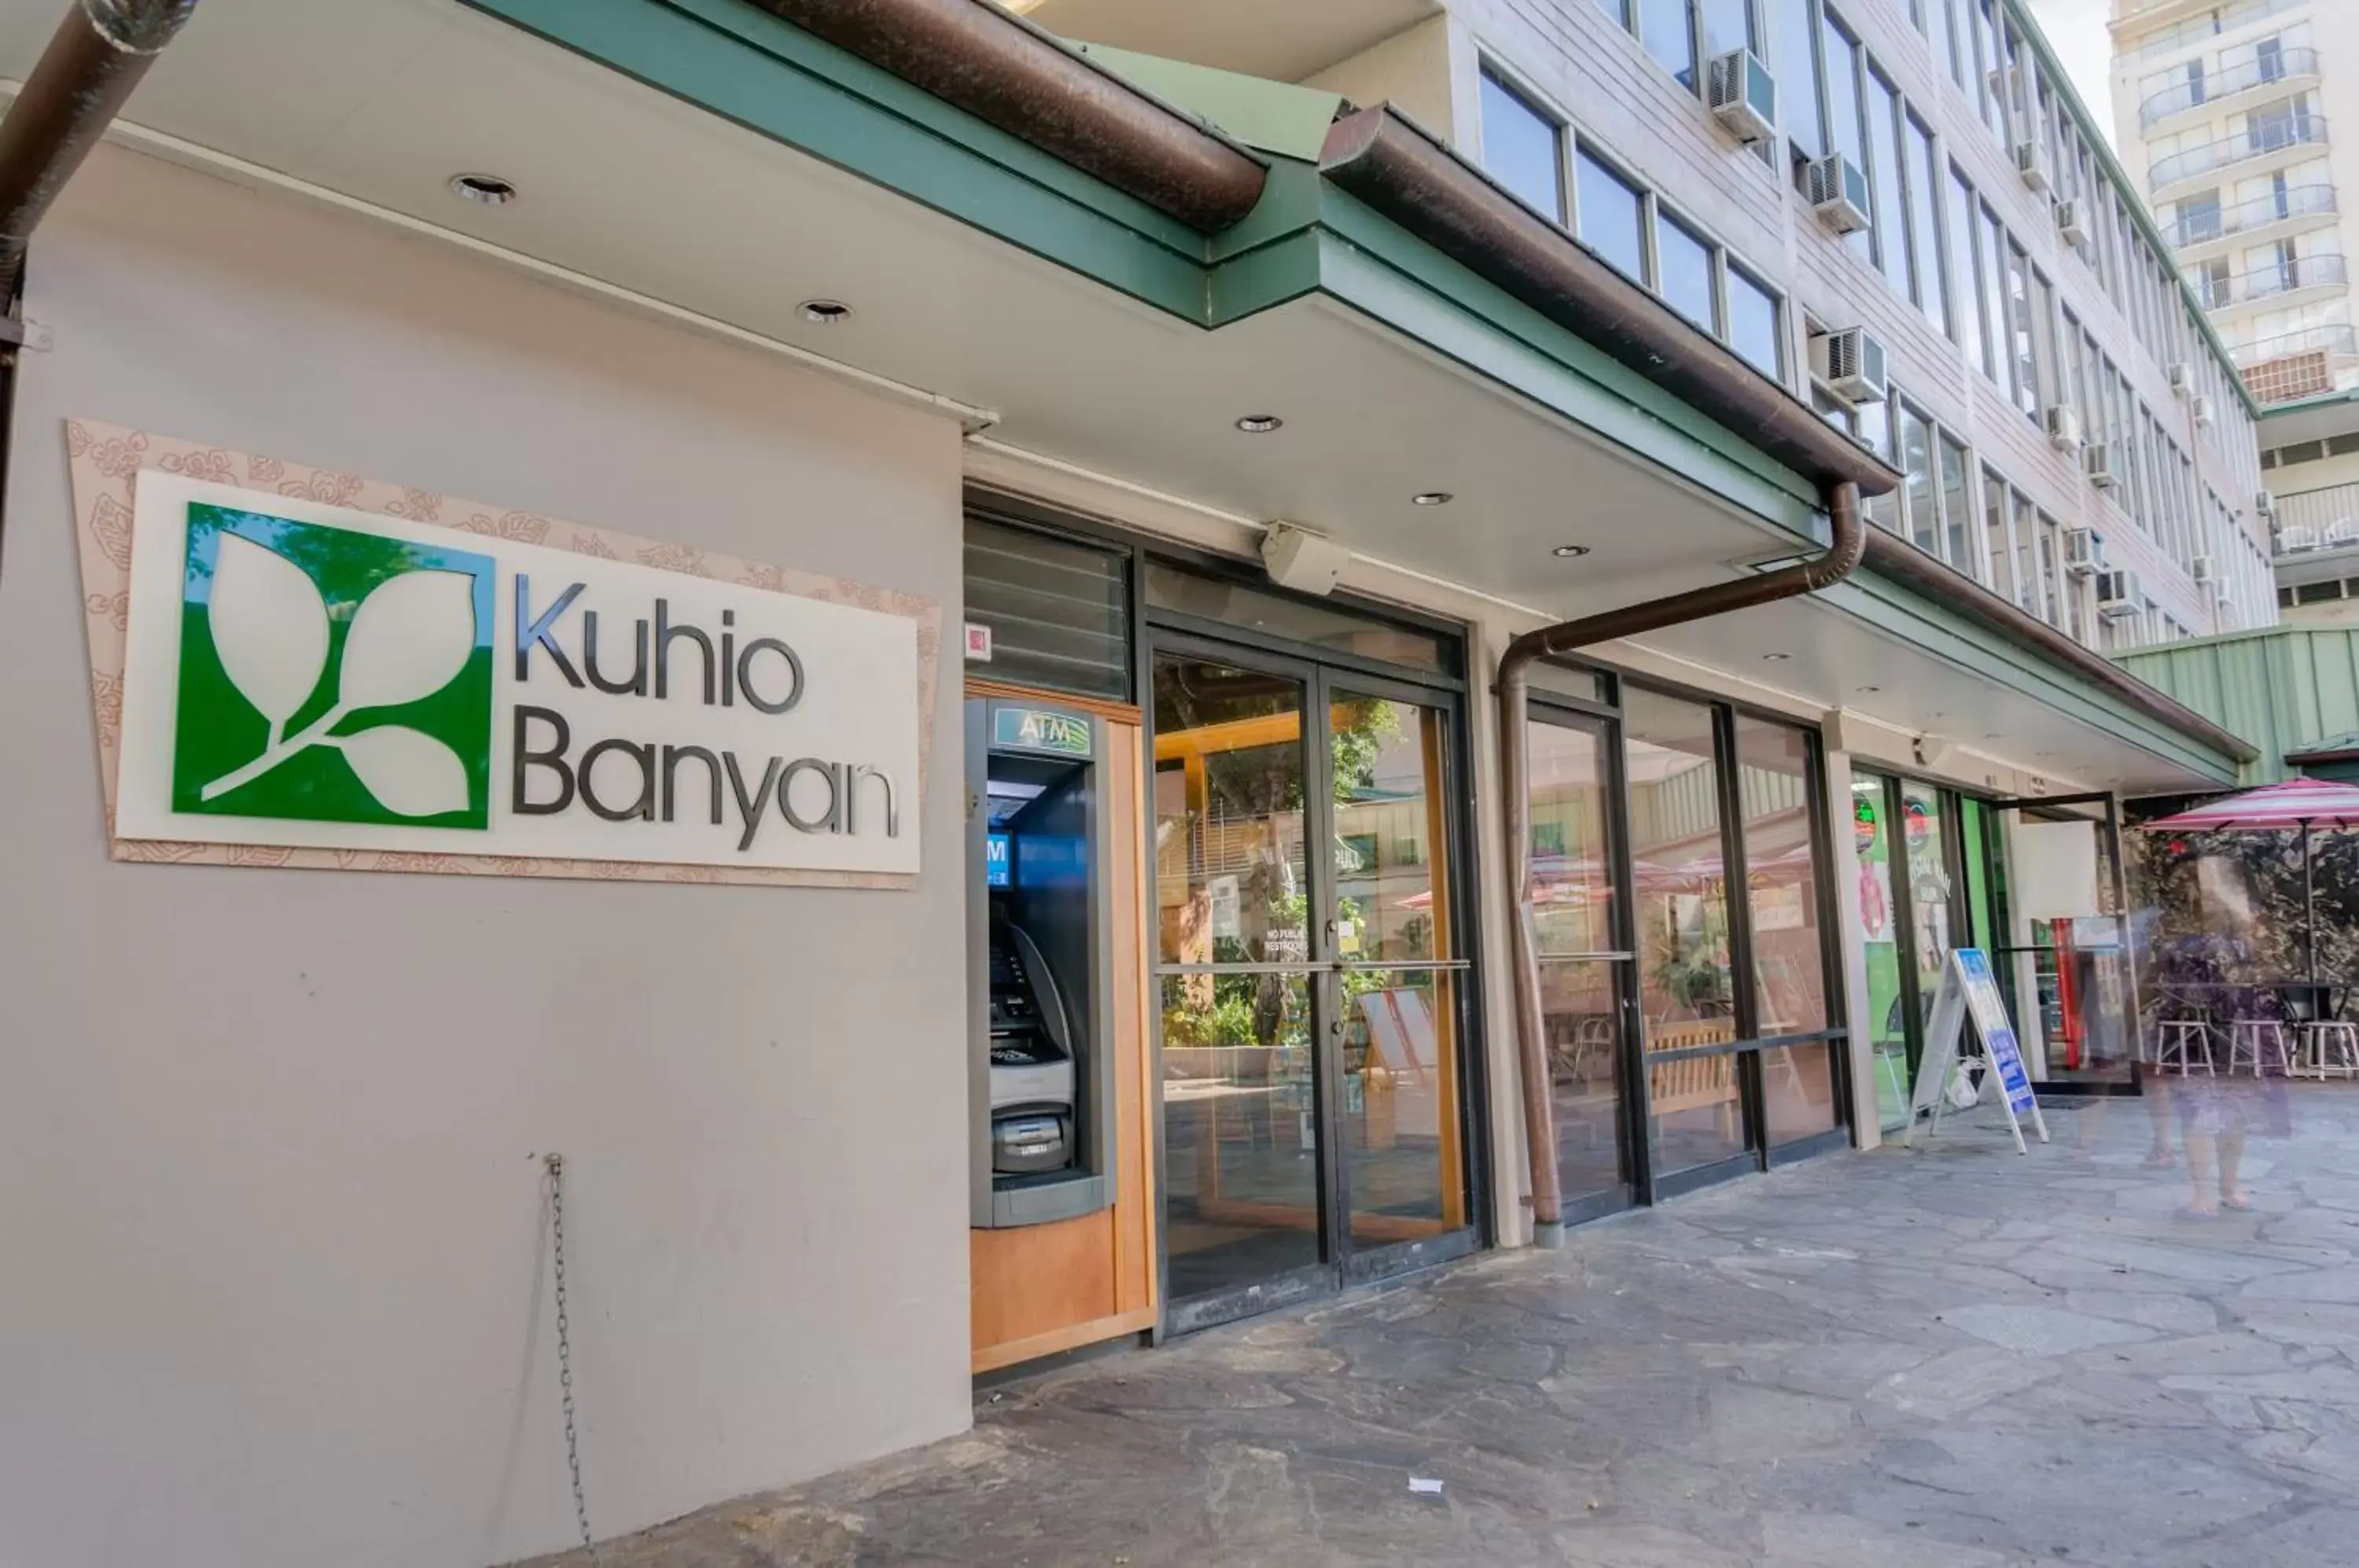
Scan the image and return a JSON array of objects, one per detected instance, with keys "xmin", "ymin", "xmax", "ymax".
[
  {"xmin": 1146, "ymin": 630, "xmax": 1482, "ymax": 1336},
  {"xmin": 1984, "ymin": 790, "xmax": 2144, "ymax": 1098},
  {"xmin": 1522, "ymin": 695, "xmax": 1648, "ymax": 1223}
]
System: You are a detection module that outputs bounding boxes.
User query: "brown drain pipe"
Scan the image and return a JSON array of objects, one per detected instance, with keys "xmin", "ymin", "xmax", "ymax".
[
  {"xmin": 0, "ymin": 1, "xmax": 201, "ymax": 286},
  {"xmin": 1505, "ymin": 483, "xmax": 1867, "ymax": 1245}
]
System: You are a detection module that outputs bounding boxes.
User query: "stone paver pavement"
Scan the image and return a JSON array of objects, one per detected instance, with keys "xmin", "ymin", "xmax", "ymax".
[{"xmin": 519, "ymin": 1088, "xmax": 2359, "ymax": 1567}]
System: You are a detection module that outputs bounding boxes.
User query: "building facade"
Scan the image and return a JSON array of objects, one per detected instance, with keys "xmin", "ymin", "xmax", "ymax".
[
  {"xmin": 2107, "ymin": 0, "xmax": 2359, "ymax": 410},
  {"xmin": 1287, "ymin": 0, "xmax": 2277, "ymax": 646},
  {"xmin": 0, "ymin": 2, "xmax": 2273, "ymax": 1566}
]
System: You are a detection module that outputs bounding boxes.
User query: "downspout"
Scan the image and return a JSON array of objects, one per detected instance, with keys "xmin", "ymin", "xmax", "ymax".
[
  {"xmin": 1503, "ymin": 484, "xmax": 1867, "ymax": 1244},
  {"xmin": 0, "ymin": 0, "xmax": 199, "ymax": 583},
  {"xmin": 0, "ymin": 1, "xmax": 199, "ymax": 284}
]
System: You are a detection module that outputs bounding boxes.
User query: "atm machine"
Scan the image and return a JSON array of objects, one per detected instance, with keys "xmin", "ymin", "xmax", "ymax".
[{"xmin": 967, "ymin": 698, "xmax": 1116, "ymax": 1228}]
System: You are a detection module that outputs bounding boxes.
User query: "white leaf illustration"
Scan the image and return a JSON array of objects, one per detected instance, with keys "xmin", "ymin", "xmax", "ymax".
[
  {"xmin": 339, "ymin": 726, "xmax": 470, "ymax": 817},
  {"xmin": 340, "ymin": 568, "xmax": 476, "ymax": 711},
  {"xmin": 210, "ymin": 532, "xmax": 329, "ymax": 727}
]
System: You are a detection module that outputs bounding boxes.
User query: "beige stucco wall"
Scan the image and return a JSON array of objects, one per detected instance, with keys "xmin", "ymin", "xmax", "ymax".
[{"xmin": 0, "ymin": 146, "xmax": 973, "ymax": 1568}]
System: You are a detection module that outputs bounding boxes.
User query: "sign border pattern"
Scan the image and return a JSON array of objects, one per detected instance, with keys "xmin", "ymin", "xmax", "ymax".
[{"xmin": 66, "ymin": 419, "xmax": 940, "ymax": 889}]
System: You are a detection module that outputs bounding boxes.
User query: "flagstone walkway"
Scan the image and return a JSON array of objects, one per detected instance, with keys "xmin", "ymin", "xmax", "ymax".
[{"xmin": 520, "ymin": 1086, "xmax": 2359, "ymax": 1567}]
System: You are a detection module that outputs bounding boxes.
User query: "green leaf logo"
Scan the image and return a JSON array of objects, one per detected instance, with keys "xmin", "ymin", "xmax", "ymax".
[{"xmin": 172, "ymin": 507, "xmax": 495, "ymax": 830}]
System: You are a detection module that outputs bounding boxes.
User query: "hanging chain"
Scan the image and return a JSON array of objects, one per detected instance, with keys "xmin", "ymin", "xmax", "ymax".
[{"xmin": 544, "ymin": 1154, "xmax": 599, "ymax": 1565}]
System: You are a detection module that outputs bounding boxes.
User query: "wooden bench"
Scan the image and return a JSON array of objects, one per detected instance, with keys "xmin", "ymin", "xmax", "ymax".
[{"xmin": 1645, "ymin": 1020, "xmax": 1739, "ymax": 1128}]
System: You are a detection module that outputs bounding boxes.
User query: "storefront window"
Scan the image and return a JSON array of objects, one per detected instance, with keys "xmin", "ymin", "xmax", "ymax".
[
  {"xmin": 1736, "ymin": 717, "xmax": 1827, "ymax": 1034},
  {"xmin": 1901, "ymin": 780, "xmax": 1954, "ymax": 1037},
  {"xmin": 1739, "ymin": 716, "xmax": 1835, "ymax": 1146},
  {"xmin": 1626, "ymin": 688, "xmax": 1743, "ymax": 1172},
  {"xmin": 1854, "ymin": 775, "xmax": 1910, "ymax": 1130},
  {"xmin": 1527, "ymin": 714, "xmax": 1628, "ymax": 1209}
]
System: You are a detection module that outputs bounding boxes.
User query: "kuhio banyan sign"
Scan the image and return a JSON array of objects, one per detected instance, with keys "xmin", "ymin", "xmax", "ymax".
[{"xmin": 114, "ymin": 473, "xmax": 922, "ymax": 876}]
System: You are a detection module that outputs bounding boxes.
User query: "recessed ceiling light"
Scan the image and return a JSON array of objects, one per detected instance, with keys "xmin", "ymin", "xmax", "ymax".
[
  {"xmin": 1235, "ymin": 414, "xmax": 1283, "ymax": 433},
  {"xmin": 1412, "ymin": 491, "xmax": 1453, "ymax": 506},
  {"xmin": 1856, "ymin": 685, "xmax": 1880, "ymax": 694},
  {"xmin": 1984, "ymin": 732, "xmax": 2003, "ymax": 740},
  {"xmin": 797, "ymin": 299, "xmax": 854, "ymax": 326},
  {"xmin": 448, "ymin": 173, "xmax": 517, "ymax": 206},
  {"xmin": 1551, "ymin": 544, "xmax": 1591, "ymax": 558},
  {"xmin": 1762, "ymin": 652, "xmax": 1792, "ymax": 661}
]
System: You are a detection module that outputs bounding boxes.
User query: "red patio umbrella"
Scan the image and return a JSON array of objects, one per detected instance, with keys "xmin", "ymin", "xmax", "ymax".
[{"xmin": 2142, "ymin": 777, "xmax": 2359, "ymax": 985}]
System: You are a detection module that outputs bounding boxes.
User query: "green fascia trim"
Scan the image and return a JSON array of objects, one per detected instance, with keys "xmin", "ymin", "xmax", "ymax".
[
  {"xmin": 1069, "ymin": 43, "xmax": 1345, "ymax": 161},
  {"xmin": 2258, "ymin": 387, "xmax": 2359, "ymax": 428},
  {"xmin": 462, "ymin": 0, "xmax": 1210, "ymax": 314},
  {"xmin": 1301, "ymin": 187, "xmax": 1824, "ymax": 538},
  {"xmin": 2000, "ymin": 0, "xmax": 2258, "ymax": 421},
  {"xmin": 1835, "ymin": 571, "xmax": 2243, "ymax": 783}
]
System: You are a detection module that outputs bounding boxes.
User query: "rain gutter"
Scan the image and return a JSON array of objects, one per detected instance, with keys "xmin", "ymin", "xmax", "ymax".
[
  {"xmin": 1860, "ymin": 531, "xmax": 2258, "ymax": 764},
  {"xmin": 748, "ymin": 0, "xmax": 1266, "ymax": 232}
]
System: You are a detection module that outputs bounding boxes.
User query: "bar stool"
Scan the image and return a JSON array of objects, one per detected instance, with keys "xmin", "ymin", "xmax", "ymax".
[
  {"xmin": 2230, "ymin": 1019, "xmax": 2294, "ymax": 1077},
  {"xmin": 2155, "ymin": 1019, "xmax": 2214, "ymax": 1076},
  {"xmin": 2304, "ymin": 1019, "xmax": 2359, "ymax": 1080}
]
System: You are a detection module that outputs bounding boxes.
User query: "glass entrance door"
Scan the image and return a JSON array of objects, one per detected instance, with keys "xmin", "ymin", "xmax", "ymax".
[
  {"xmin": 1152, "ymin": 647, "xmax": 1474, "ymax": 1328},
  {"xmin": 1525, "ymin": 709, "xmax": 1636, "ymax": 1218}
]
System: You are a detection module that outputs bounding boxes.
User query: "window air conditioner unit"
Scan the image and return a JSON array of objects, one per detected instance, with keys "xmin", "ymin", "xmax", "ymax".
[
  {"xmin": 2063, "ymin": 527, "xmax": 2104, "ymax": 576},
  {"xmin": 2096, "ymin": 569, "xmax": 2144, "ymax": 620},
  {"xmin": 2169, "ymin": 362, "xmax": 2197, "ymax": 397},
  {"xmin": 2328, "ymin": 520, "xmax": 2359, "ymax": 547},
  {"xmin": 2015, "ymin": 141, "xmax": 2052, "ymax": 193},
  {"xmin": 2085, "ymin": 443, "xmax": 2119, "ymax": 488},
  {"xmin": 2192, "ymin": 554, "xmax": 2215, "ymax": 583},
  {"xmin": 2056, "ymin": 199, "xmax": 2091, "ymax": 248},
  {"xmin": 2044, "ymin": 404, "xmax": 2084, "ymax": 453},
  {"xmin": 1809, "ymin": 326, "xmax": 1888, "ymax": 403},
  {"xmin": 1805, "ymin": 154, "xmax": 1871, "ymax": 235},
  {"xmin": 2217, "ymin": 588, "xmax": 2236, "ymax": 609},
  {"xmin": 1706, "ymin": 49, "xmax": 1778, "ymax": 145},
  {"xmin": 2281, "ymin": 525, "xmax": 2319, "ymax": 551},
  {"xmin": 2192, "ymin": 393, "xmax": 2217, "ymax": 426}
]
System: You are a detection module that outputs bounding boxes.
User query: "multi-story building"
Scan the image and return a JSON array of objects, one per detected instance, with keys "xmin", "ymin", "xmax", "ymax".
[
  {"xmin": 2109, "ymin": 0, "xmax": 2359, "ymax": 409},
  {"xmin": 1078, "ymin": 0, "xmax": 2276, "ymax": 646}
]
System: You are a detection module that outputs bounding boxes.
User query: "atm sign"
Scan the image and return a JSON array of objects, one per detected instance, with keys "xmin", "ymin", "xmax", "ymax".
[{"xmin": 995, "ymin": 707, "xmax": 1091, "ymax": 756}]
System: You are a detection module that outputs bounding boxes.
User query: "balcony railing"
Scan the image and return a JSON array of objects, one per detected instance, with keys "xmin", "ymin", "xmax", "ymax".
[
  {"xmin": 2236, "ymin": 324, "xmax": 2359, "ymax": 369},
  {"xmin": 2195, "ymin": 253, "xmax": 2350, "ymax": 309},
  {"xmin": 2150, "ymin": 112, "xmax": 2330, "ymax": 192},
  {"xmin": 2168, "ymin": 182, "xmax": 2336, "ymax": 249},
  {"xmin": 2143, "ymin": 48, "xmax": 2322, "ymax": 127},
  {"xmin": 2130, "ymin": 0, "xmax": 2302, "ymax": 63},
  {"xmin": 2275, "ymin": 484, "xmax": 2359, "ymax": 553}
]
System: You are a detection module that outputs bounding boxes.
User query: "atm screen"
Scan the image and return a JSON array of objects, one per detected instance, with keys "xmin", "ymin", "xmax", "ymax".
[{"xmin": 985, "ymin": 831, "xmax": 1012, "ymax": 889}]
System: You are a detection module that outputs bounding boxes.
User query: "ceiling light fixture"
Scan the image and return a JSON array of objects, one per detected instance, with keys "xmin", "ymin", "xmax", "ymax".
[
  {"xmin": 1762, "ymin": 652, "xmax": 1792, "ymax": 661},
  {"xmin": 1411, "ymin": 492, "xmax": 1453, "ymax": 506},
  {"xmin": 1235, "ymin": 414, "xmax": 1283, "ymax": 433},
  {"xmin": 1551, "ymin": 544, "xmax": 1591, "ymax": 558},
  {"xmin": 797, "ymin": 299, "xmax": 854, "ymax": 326},
  {"xmin": 448, "ymin": 173, "xmax": 518, "ymax": 206},
  {"xmin": 1856, "ymin": 685, "xmax": 1880, "ymax": 694}
]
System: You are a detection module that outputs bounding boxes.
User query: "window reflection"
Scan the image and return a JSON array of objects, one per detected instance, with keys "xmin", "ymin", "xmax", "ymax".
[
  {"xmin": 1626, "ymin": 689, "xmax": 1742, "ymax": 1172},
  {"xmin": 1527, "ymin": 715, "xmax": 1628, "ymax": 1205},
  {"xmin": 1735, "ymin": 716, "xmax": 1829, "ymax": 1036}
]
